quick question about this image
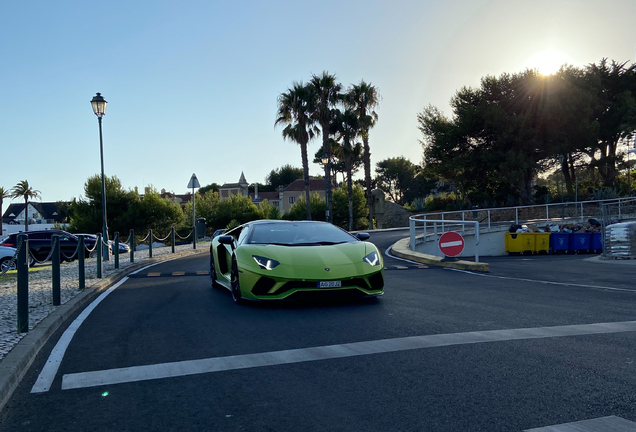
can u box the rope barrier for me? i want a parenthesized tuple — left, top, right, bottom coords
(152, 231, 172, 242)
(175, 231, 193, 240)
(139, 231, 151, 242)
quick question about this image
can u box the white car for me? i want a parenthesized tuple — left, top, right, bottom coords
(0, 245, 18, 272)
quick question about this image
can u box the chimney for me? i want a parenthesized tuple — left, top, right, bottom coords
(255, 183, 259, 200)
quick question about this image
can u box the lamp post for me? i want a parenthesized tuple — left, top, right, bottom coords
(187, 173, 200, 249)
(321, 153, 329, 222)
(558, 154, 565, 219)
(91, 93, 110, 261)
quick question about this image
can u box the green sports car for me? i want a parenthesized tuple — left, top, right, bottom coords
(209, 220, 384, 303)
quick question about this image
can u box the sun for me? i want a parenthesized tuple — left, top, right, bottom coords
(527, 51, 569, 75)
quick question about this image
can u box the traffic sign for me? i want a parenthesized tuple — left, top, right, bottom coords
(438, 231, 465, 257)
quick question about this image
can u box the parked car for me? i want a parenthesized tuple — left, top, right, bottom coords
(80, 234, 130, 254)
(0, 230, 96, 264)
(0, 245, 18, 272)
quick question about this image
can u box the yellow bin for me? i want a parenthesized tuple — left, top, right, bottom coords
(505, 232, 535, 253)
(533, 232, 550, 253)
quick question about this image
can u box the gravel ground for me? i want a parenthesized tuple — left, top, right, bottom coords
(0, 243, 206, 362)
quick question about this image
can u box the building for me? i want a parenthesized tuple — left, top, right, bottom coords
(219, 172, 249, 200)
(278, 178, 326, 214)
(2, 202, 67, 226)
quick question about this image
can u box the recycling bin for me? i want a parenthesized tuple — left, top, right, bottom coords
(505, 232, 535, 254)
(549, 233, 570, 254)
(533, 232, 550, 254)
(569, 232, 591, 253)
(590, 232, 603, 253)
(196, 218, 206, 239)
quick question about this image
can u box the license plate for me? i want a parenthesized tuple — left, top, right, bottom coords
(318, 281, 342, 288)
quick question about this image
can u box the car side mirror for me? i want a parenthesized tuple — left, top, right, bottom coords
(218, 235, 234, 245)
(355, 232, 370, 241)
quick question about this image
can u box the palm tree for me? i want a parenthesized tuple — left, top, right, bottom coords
(275, 82, 317, 220)
(346, 81, 380, 229)
(308, 71, 343, 223)
(11, 180, 41, 232)
(334, 109, 362, 230)
(0, 187, 9, 227)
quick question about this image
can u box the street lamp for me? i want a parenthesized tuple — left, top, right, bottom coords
(558, 154, 565, 219)
(321, 153, 329, 222)
(91, 92, 109, 261)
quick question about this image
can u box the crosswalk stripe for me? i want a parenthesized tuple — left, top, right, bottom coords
(61, 320, 636, 390)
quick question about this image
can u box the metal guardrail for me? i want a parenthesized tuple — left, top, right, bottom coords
(409, 216, 480, 262)
(419, 197, 635, 228)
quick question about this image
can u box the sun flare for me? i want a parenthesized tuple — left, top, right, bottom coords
(528, 51, 569, 75)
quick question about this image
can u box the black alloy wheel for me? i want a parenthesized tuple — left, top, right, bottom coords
(210, 250, 219, 288)
(230, 257, 244, 304)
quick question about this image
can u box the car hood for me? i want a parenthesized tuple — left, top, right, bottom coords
(237, 241, 381, 279)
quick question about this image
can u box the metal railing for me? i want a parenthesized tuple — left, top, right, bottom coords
(419, 197, 636, 229)
(409, 216, 480, 262)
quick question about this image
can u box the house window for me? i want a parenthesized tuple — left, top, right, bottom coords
(288, 196, 296, 205)
(273, 201, 279, 207)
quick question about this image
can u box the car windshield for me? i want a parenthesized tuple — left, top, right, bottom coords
(247, 222, 357, 246)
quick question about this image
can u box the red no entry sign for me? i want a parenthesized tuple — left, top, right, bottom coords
(438, 231, 465, 257)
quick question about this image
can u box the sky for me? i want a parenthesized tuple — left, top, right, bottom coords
(2, 0, 636, 204)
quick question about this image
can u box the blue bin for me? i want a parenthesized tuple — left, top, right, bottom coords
(590, 232, 603, 253)
(569, 232, 591, 253)
(550, 233, 570, 253)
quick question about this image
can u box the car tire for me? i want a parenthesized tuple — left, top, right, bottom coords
(210, 250, 219, 289)
(0, 257, 14, 272)
(230, 257, 244, 304)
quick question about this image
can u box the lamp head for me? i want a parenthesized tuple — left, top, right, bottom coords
(91, 93, 107, 118)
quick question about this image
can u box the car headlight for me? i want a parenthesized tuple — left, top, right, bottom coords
(363, 251, 380, 266)
(253, 255, 280, 270)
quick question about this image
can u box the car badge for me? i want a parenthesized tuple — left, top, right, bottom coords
(324, 268, 330, 272)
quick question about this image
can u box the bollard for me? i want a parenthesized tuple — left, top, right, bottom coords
(114, 232, 119, 269)
(171, 227, 175, 253)
(52, 235, 61, 306)
(193, 226, 196, 250)
(96, 233, 103, 278)
(149, 230, 153, 258)
(78, 235, 85, 290)
(17, 234, 29, 333)
(129, 229, 135, 263)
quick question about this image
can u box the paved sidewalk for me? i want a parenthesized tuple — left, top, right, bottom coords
(0, 243, 209, 412)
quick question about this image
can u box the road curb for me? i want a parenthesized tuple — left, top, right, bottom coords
(0, 247, 208, 413)
(391, 237, 489, 272)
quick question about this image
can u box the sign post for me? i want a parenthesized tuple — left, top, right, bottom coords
(438, 231, 465, 260)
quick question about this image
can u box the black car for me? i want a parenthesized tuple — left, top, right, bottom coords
(0, 230, 99, 264)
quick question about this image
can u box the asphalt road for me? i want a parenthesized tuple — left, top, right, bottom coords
(2, 229, 636, 431)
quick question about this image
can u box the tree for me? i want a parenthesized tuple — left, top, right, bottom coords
(0, 187, 9, 222)
(198, 183, 220, 195)
(346, 81, 380, 229)
(332, 184, 367, 231)
(285, 193, 326, 222)
(375, 157, 419, 205)
(11, 180, 41, 232)
(214, 194, 262, 229)
(308, 71, 343, 223)
(333, 108, 362, 230)
(276, 82, 317, 221)
(265, 165, 304, 190)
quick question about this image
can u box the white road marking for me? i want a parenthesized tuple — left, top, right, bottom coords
(30, 278, 128, 393)
(524, 415, 636, 431)
(62, 320, 636, 390)
(448, 268, 636, 293)
(31, 260, 177, 393)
